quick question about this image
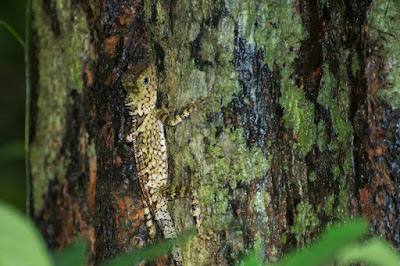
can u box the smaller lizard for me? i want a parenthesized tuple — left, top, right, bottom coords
(122, 62, 203, 265)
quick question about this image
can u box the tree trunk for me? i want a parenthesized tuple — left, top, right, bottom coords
(29, 0, 400, 264)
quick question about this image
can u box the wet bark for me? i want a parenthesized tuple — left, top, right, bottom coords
(29, 0, 400, 265)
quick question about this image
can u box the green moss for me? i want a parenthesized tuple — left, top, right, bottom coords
(316, 61, 353, 221)
(336, 178, 351, 221)
(343, 149, 352, 175)
(170, 113, 270, 262)
(200, 39, 216, 63)
(368, 1, 400, 109)
(30, 1, 91, 213)
(216, 128, 269, 182)
(318, 63, 353, 181)
(257, 2, 306, 68)
(280, 85, 316, 155)
(320, 0, 328, 7)
(351, 53, 360, 78)
(272, 3, 315, 155)
(253, 232, 263, 261)
(290, 202, 319, 243)
(308, 171, 316, 182)
(281, 232, 287, 244)
(324, 194, 335, 216)
(226, 1, 305, 67)
(174, 127, 269, 227)
(318, 66, 353, 146)
(317, 121, 327, 151)
(333, 165, 340, 181)
(214, 64, 241, 106)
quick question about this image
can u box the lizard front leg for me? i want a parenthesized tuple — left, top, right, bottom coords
(157, 101, 202, 127)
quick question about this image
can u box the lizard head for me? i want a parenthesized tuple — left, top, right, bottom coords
(122, 64, 157, 116)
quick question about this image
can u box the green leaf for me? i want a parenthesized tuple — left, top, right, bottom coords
(0, 141, 25, 161)
(281, 219, 368, 266)
(339, 238, 400, 266)
(53, 240, 88, 266)
(240, 250, 265, 266)
(0, 201, 53, 266)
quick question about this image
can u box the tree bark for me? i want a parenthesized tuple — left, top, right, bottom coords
(29, 0, 400, 265)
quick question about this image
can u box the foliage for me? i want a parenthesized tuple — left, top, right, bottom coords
(240, 219, 400, 266)
(53, 240, 88, 266)
(104, 231, 195, 266)
(0, 4, 27, 211)
(1, 201, 399, 266)
(0, 141, 25, 162)
(0, 201, 52, 266)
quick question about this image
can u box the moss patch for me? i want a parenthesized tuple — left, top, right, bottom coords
(316, 61, 353, 222)
(290, 202, 319, 243)
(280, 85, 316, 155)
(290, 203, 319, 242)
(323, 193, 335, 216)
(308, 171, 316, 182)
(368, 1, 400, 109)
(171, 126, 269, 228)
(226, 1, 306, 67)
(318, 63, 353, 181)
(227, 1, 313, 155)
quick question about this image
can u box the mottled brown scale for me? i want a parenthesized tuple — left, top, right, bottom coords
(122, 63, 203, 265)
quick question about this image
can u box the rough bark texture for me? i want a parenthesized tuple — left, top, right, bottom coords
(29, 0, 400, 265)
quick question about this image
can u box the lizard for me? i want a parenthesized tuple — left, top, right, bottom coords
(122, 62, 202, 265)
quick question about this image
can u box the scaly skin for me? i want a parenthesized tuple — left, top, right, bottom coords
(122, 63, 201, 265)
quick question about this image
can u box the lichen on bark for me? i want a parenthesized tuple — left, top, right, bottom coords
(30, 0, 91, 213)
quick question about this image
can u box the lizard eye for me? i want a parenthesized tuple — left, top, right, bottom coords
(142, 77, 150, 85)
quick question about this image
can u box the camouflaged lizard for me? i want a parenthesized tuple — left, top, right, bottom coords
(122, 63, 202, 265)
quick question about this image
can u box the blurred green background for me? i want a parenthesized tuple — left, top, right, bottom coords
(0, 0, 26, 211)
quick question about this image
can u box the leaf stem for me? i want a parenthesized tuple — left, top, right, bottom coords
(0, 20, 25, 48)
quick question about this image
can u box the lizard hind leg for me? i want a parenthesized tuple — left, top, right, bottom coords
(144, 199, 184, 264)
(159, 186, 212, 240)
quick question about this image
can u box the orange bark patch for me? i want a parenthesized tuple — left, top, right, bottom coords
(73, 202, 96, 253)
(105, 35, 117, 58)
(115, 156, 123, 167)
(89, 154, 97, 212)
(375, 146, 383, 156)
(114, 197, 146, 252)
(84, 68, 93, 87)
(120, 8, 135, 26)
(312, 67, 321, 77)
(359, 188, 372, 219)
